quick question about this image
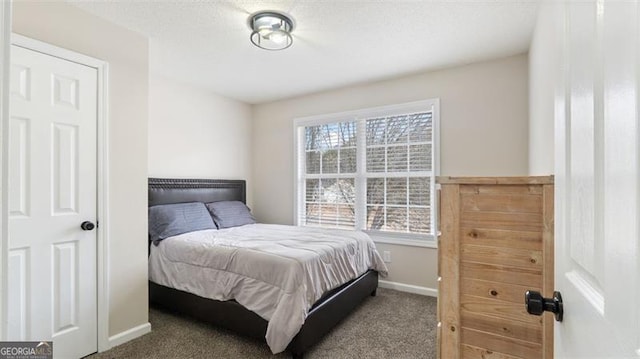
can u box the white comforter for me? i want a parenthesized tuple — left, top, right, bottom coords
(148, 223, 388, 353)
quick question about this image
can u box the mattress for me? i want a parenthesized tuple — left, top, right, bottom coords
(148, 223, 388, 353)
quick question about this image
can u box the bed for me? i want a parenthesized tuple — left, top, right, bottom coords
(147, 177, 387, 358)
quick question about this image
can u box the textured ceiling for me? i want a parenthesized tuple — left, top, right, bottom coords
(68, 0, 539, 104)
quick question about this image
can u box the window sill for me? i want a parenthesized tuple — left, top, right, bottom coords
(368, 233, 438, 249)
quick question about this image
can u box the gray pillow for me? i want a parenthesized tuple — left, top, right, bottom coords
(205, 201, 256, 229)
(149, 202, 216, 243)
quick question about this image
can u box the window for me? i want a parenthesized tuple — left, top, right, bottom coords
(295, 100, 439, 246)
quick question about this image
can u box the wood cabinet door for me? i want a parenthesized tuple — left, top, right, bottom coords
(438, 177, 553, 359)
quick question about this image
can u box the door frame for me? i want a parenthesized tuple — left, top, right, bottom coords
(0, 0, 10, 343)
(1, 33, 111, 353)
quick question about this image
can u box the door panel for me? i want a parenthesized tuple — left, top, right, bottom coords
(7, 248, 29, 340)
(564, 0, 605, 316)
(8, 116, 29, 217)
(52, 122, 79, 214)
(554, 0, 640, 357)
(8, 45, 98, 359)
(601, 1, 640, 352)
(567, 1, 599, 281)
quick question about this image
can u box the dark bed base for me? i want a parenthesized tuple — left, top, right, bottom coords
(149, 270, 379, 358)
(148, 178, 380, 358)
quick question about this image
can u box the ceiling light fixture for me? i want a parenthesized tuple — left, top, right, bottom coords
(248, 11, 294, 51)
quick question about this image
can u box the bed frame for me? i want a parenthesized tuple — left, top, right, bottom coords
(148, 178, 379, 358)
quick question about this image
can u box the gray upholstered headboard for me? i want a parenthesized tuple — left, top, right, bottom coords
(148, 178, 246, 207)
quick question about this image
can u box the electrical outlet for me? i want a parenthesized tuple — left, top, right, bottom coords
(383, 251, 391, 263)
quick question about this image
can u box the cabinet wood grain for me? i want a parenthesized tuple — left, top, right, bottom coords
(437, 176, 554, 359)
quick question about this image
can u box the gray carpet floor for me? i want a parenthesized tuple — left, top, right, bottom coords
(89, 288, 437, 359)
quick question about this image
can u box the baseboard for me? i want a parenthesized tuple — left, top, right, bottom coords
(379, 280, 438, 297)
(107, 322, 151, 349)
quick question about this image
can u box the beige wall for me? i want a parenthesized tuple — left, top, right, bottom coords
(148, 74, 253, 205)
(252, 54, 529, 289)
(528, 4, 557, 175)
(13, 1, 149, 337)
(6, 0, 531, 345)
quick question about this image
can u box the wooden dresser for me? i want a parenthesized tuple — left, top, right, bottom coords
(436, 176, 554, 359)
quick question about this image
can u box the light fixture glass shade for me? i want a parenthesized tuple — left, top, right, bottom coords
(249, 11, 294, 50)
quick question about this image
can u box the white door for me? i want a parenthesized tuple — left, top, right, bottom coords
(554, 0, 640, 357)
(7, 45, 98, 358)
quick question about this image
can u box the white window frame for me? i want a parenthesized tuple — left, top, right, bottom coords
(293, 99, 440, 248)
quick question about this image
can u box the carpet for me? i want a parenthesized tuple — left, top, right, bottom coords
(88, 288, 437, 359)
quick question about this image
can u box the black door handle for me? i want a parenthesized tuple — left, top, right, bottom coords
(80, 221, 96, 231)
(525, 290, 563, 322)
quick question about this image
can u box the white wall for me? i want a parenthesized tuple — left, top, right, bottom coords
(12, 0, 149, 338)
(252, 54, 530, 290)
(528, 4, 557, 175)
(148, 74, 253, 205)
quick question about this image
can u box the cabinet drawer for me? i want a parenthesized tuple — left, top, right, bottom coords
(460, 228, 542, 251)
(461, 261, 543, 288)
(461, 327, 542, 359)
(461, 244, 542, 269)
(461, 192, 542, 214)
(461, 211, 543, 232)
(461, 311, 542, 343)
(461, 278, 540, 304)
